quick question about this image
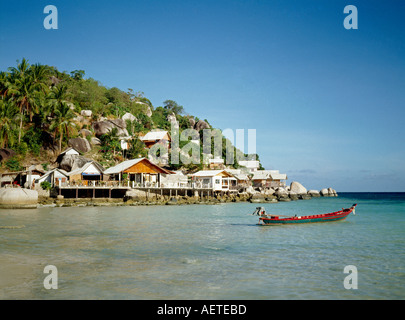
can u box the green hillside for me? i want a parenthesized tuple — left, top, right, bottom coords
(0, 58, 262, 172)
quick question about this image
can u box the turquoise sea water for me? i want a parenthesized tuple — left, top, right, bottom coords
(0, 193, 404, 299)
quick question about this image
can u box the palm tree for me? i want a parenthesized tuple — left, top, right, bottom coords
(49, 101, 75, 153)
(101, 127, 121, 157)
(0, 71, 11, 97)
(8, 58, 30, 79)
(0, 99, 18, 148)
(30, 63, 50, 93)
(8, 76, 40, 142)
(48, 84, 69, 112)
(6, 58, 44, 143)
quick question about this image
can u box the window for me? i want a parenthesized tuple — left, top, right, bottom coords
(215, 179, 220, 184)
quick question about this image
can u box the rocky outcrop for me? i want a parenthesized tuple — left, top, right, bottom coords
(288, 190, 299, 200)
(68, 137, 91, 153)
(124, 189, 148, 201)
(275, 187, 289, 199)
(328, 188, 338, 197)
(81, 110, 92, 117)
(59, 154, 90, 172)
(194, 119, 210, 131)
(290, 181, 307, 195)
(0, 188, 38, 209)
(308, 190, 321, 197)
(92, 119, 129, 138)
(79, 129, 92, 138)
(90, 137, 101, 145)
(122, 112, 137, 122)
(249, 193, 268, 203)
(145, 106, 152, 117)
(0, 148, 16, 162)
(189, 117, 196, 129)
(167, 113, 179, 128)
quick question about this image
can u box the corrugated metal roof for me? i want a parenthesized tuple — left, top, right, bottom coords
(252, 170, 287, 181)
(140, 131, 169, 141)
(104, 158, 145, 174)
(238, 160, 260, 168)
(67, 161, 104, 176)
(103, 158, 172, 175)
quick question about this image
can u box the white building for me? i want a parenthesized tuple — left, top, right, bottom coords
(36, 168, 69, 187)
(189, 170, 237, 192)
(59, 147, 80, 157)
(238, 160, 260, 172)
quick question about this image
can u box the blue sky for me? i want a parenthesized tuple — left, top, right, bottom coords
(1, 0, 404, 191)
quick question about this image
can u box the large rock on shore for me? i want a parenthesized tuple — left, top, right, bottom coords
(124, 189, 148, 201)
(0, 188, 38, 209)
(328, 188, 338, 197)
(308, 190, 321, 197)
(288, 191, 299, 200)
(290, 181, 307, 195)
(275, 187, 289, 199)
(320, 188, 328, 196)
(249, 193, 267, 203)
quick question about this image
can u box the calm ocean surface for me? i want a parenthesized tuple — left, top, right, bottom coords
(1, 193, 404, 300)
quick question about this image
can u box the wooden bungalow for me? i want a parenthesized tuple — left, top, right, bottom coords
(104, 158, 173, 187)
(68, 161, 105, 184)
(225, 169, 251, 187)
(251, 170, 287, 188)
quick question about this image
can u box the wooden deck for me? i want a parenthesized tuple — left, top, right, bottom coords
(55, 183, 234, 199)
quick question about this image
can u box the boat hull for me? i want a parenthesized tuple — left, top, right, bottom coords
(258, 205, 356, 225)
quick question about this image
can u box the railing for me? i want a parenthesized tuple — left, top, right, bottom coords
(58, 180, 214, 189)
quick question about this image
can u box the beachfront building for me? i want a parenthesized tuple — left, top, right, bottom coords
(225, 169, 251, 188)
(68, 161, 105, 185)
(104, 157, 173, 187)
(1, 166, 46, 188)
(238, 160, 260, 173)
(0, 172, 19, 188)
(251, 170, 287, 188)
(189, 170, 237, 192)
(36, 168, 69, 187)
(160, 170, 188, 188)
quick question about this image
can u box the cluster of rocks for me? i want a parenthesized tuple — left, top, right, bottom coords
(245, 181, 338, 203)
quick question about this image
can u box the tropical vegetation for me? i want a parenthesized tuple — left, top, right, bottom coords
(0, 58, 261, 172)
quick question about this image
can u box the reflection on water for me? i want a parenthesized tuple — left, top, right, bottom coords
(1, 195, 405, 299)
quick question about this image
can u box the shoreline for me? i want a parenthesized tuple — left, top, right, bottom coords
(32, 192, 337, 208)
(0, 185, 339, 209)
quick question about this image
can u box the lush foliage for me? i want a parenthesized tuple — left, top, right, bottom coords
(0, 58, 262, 172)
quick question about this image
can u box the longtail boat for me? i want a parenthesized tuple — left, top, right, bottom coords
(253, 204, 357, 225)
